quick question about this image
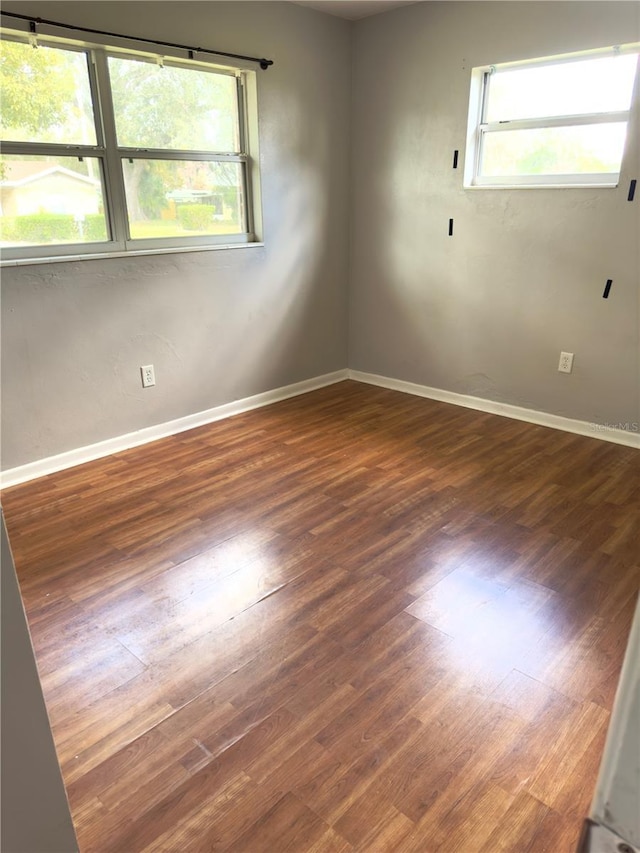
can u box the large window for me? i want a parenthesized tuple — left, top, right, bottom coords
(464, 45, 639, 188)
(0, 26, 261, 261)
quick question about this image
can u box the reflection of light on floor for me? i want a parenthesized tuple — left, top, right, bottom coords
(162, 529, 280, 607)
(409, 568, 556, 687)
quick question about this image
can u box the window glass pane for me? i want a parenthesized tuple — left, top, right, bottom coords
(486, 54, 639, 122)
(109, 57, 239, 152)
(0, 40, 97, 144)
(480, 123, 628, 177)
(0, 155, 108, 245)
(122, 159, 245, 239)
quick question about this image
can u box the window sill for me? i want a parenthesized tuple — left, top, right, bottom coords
(464, 182, 619, 190)
(0, 241, 265, 267)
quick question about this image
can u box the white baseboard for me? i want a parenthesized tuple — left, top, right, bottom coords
(348, 370, 640, 450)
(1, 369, 349, 488)
(3, 367, 637, 488)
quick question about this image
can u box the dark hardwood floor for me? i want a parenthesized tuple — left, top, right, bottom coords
(2, 380, 638, 852)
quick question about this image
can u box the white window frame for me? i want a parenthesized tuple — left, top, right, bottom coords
(464, 44, 640, 190)
(0, 17, 263, 264)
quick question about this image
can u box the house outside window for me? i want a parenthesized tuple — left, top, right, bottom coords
(0, 23, 262, 261)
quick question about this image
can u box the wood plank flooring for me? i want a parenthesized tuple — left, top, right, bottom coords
(2, 380, 639, 852)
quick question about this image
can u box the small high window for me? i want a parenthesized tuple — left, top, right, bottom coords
(464, 46, 639, 188)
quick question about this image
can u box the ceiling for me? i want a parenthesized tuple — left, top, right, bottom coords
(291, 1, 419, 21)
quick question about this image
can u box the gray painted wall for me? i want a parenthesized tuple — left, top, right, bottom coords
(1, 513, 79, 853)
(1, 1, 351, 470)
(349, 1, 640, 428)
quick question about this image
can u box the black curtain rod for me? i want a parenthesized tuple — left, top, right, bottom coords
(1, 10, 274, 69)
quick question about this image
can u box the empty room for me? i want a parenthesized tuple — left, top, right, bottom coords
(1, 1, 639, 851)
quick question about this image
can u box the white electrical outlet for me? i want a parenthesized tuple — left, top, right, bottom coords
(558, 352, 574, 374)
(141, 364, 156, 388)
